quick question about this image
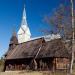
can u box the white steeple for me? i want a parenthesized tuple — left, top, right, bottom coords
(21, 5, 27, 26)
(17, 5, 31, 43)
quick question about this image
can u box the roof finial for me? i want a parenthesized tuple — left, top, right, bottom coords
(12, 25, 16, 37)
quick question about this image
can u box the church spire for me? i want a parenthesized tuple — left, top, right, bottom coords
(21, 5, 27, 26)
(10, 27, 18, 45)
(9, 28, 18, 50)
(17, 4, 31, 43)
(23, 5, 26, 19)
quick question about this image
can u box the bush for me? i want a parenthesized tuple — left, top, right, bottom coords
(0, 59, 4, 72)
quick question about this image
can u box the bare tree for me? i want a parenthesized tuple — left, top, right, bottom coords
(44, 4, 74, 40)
(43, 2, 75, 75)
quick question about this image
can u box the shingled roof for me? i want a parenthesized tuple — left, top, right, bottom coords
(5, 38, 70, 60)
(5, 38, 44, 59)
(38, 39, 70, 58)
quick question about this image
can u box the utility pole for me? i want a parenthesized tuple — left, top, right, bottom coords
(70, 0, 75, 74)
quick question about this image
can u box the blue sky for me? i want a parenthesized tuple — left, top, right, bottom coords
(0, 0, 71, 58)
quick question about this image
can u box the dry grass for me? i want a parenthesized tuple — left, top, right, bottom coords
(0, 71, 70, 75)
(0, 71, 45, 75)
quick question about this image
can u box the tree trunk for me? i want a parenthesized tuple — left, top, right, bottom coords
(70, 0, 75, 75)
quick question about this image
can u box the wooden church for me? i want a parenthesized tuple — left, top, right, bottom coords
(4, 5, 71, 71)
